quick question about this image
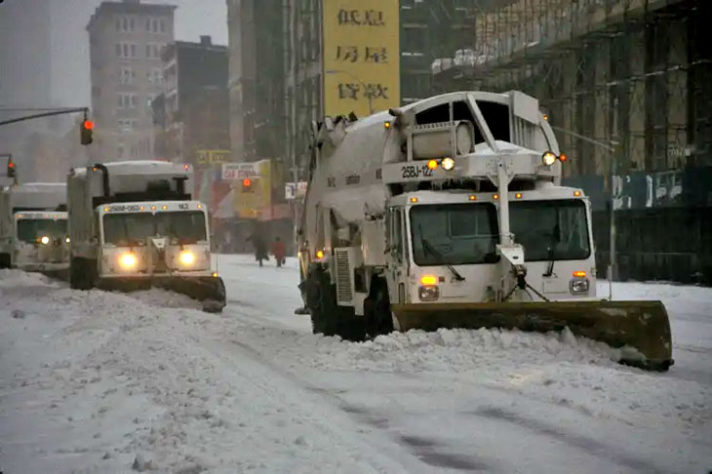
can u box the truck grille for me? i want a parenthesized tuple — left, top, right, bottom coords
(334, 249, 352, 303)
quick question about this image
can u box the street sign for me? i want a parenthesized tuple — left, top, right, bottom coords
(285, 181, 308, 200)
(222, 162, 259, 180)
(197, 149, 231, 165)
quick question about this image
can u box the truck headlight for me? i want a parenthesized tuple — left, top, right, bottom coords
(418, 285, 439, 301)
(119, 252, 137, 270)
(441, 157, 455, 171)
(569, 278, 590, 294)
(179, 250, 196, 266)
(542, 151, 557, 166)
(39, 235, 50, 245)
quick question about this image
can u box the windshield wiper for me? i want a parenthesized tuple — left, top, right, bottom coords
(543, 206, 561, 277)
(419, 226, 465, 281)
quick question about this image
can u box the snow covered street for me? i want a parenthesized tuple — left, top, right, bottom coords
(1, 255, 711, 473)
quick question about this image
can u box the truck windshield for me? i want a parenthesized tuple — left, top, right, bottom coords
(103, 211, 207, 246)
(510, 199, 590, 261)
(410, 203, 499, 266)
(16, 219, 67, 243)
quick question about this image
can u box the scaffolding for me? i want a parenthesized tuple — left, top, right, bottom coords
(465, 0, 711, 178)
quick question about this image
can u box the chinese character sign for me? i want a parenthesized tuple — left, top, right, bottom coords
(323, 0, 400, 118)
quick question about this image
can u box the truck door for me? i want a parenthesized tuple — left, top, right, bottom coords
(386, 207, 407, 304)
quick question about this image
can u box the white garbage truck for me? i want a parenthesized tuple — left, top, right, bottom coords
(298, 90, 672, 370)
(0, 182, 69, 275)
(67, 160, 226, 312)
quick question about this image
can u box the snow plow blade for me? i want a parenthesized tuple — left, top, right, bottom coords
(155, 276, 226, 313)
(392, 300, 673, 371)
(98, 276, 226, 313)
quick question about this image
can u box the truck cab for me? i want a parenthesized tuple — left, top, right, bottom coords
(0, 183, 69, 274)
(97, 200, 211, 278)
(385, 185, 595, 315)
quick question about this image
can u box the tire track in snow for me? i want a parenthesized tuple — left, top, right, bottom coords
(223, 334, 493, 472)
(473, 406, 670, 474)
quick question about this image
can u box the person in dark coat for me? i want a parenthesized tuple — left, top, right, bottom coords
(247, 232, 268, 267)
(271, 236, 286, 267)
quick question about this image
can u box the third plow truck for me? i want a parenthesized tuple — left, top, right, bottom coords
(298, 90, 672, 370)
(67, 160, 226, 312)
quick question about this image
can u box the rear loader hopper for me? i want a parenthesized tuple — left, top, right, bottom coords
(298, 90, 673, 371)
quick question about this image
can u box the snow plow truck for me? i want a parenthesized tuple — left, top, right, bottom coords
(67, 161, 226, 312)
(0, 182, 69, 276)
(297, 90, 673, 371)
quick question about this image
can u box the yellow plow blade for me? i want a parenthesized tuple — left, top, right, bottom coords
(392, 300, 673, 371)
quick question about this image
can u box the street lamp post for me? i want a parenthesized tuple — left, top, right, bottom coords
(550, 125, 619, 300)
(325, 69, 374, 115)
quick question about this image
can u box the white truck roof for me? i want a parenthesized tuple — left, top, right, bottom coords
(10, 182, 67, 210)
(72, 160, 190, 177)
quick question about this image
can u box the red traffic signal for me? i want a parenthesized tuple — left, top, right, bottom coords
(80, 119, 93, 145)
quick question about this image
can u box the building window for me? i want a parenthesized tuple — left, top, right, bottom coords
(160, 19, 166, 33)
(145, 43, 163, 59)
(116, 42, 137, 58)
(118, 93, 137, 109)
(119, 67, 135, 84)
(148, 68, 163, 84)
(116, 16, 135, 32)
(118, 119, 138, 132)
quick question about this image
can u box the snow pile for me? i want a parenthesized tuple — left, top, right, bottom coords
(0, 271, 410, 474)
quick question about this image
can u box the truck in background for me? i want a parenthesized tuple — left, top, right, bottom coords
(67, 160, 226, 312)
(0, 181, 69, 276)
(298, 90, 672, 370)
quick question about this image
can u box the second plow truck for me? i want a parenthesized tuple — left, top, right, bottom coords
(298, 90, 672, 370)
(67, 160, 226, 312)
(0, 182, 69, 276)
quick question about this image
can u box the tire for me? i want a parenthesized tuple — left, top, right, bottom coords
(0, 253, 11, 269)
(307, 267, 365, 341)
(364, 278, 394, 338)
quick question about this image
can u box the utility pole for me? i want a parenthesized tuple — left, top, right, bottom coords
(550, 125, 619, 300)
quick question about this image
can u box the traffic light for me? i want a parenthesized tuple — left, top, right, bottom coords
(80, 119, 94, 145)
(7, 159, 15, 180)
(241, 177, 253, 192)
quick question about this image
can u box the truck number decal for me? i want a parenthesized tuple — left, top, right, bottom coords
(109, 204, 142, 212)
(178, 203, 189, 210)
(401, 164, 434, 179)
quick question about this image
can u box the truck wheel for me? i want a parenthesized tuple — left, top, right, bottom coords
(307, 267, 365, 341)
(364, 278, 394, 337)
(0, 253, 10, 269)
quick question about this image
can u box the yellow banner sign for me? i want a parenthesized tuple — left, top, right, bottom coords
(322, 1, 400, 118)
(196, 149, 231, 165)
(233, 159, 271, 219)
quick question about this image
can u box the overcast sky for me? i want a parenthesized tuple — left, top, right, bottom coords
(1, 0, 228, 108)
